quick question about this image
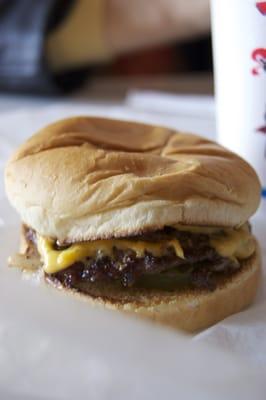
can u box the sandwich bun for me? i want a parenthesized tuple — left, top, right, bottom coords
(5, 117, 261, 243)
(6, 117, 262, 332)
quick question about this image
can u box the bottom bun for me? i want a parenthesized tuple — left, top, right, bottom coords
(46, 244, 261, 332)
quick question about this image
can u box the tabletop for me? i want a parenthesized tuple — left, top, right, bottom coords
(0, 74, 265, 400)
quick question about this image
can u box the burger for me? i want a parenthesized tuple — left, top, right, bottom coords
(5, 117, 261, 332)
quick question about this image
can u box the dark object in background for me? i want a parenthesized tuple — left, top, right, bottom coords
(180, 36, 213, 72)
(0, 0, 89, 94)
(102, 36, 212, 77)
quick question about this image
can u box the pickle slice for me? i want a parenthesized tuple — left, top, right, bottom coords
(135, 270, 191, 291)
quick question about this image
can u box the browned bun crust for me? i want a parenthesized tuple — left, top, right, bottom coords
(46, 244, 261, 332)
(5, 117, 261, 242)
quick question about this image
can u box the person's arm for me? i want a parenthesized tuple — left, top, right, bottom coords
(47, 0, 210, 72)
(106, 0, 210, 55)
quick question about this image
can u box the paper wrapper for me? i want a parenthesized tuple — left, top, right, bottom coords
(0, 101, 265, 399)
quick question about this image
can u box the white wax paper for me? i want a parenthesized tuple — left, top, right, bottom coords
(0, 98, 265, 399)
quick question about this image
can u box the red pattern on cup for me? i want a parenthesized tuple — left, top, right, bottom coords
(251, 48, 266, 75)
(256, 1, 266, 15)
(256, 106, 266, 160)
(257, 109, 266, 135)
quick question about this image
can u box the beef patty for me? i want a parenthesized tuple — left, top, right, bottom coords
(25, 226, 242, 292)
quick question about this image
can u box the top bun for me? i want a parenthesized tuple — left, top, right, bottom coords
(5, 117, 261, 242)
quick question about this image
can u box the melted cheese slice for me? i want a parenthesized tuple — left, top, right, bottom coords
(37, 236, 184, 274)
(210, 225, 255, 261)
(175, 223, 255, 261)
(37, 223, 255, 275)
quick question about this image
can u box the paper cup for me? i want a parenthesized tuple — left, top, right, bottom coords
(211, 0, 266, 196)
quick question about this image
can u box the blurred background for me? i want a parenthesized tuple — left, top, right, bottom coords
(0, 0, 212, 98)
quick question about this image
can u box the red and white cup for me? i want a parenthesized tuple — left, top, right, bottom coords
(211, 0, 266, 197)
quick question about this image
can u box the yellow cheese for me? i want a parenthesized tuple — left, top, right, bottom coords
(210, 226, 255, 260)
(37, 223, 255, 275)
(37, 236, 184, 274)
(175, 223, 255, 261)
